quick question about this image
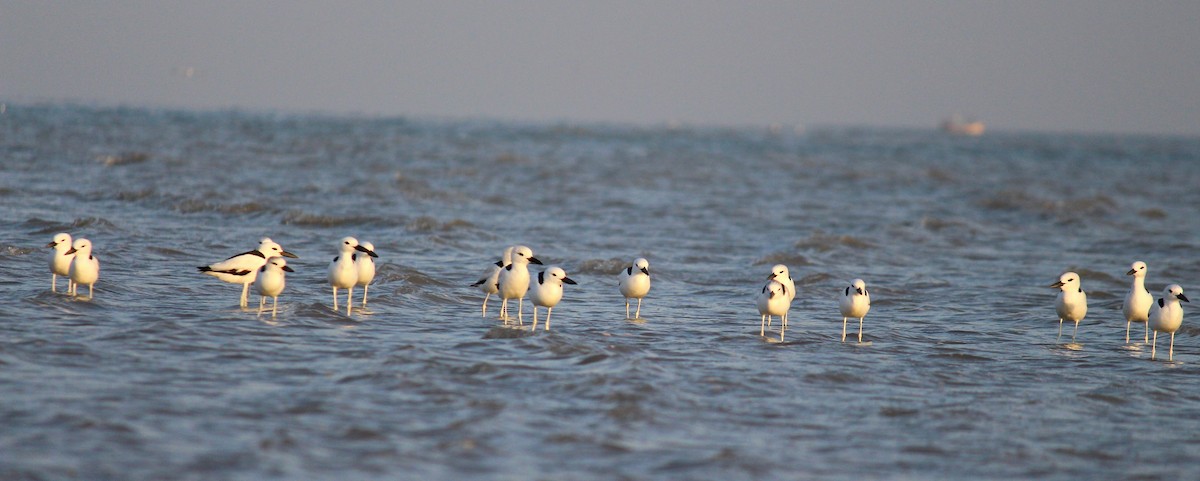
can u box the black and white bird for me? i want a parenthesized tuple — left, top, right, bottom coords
(328, 236, 375, 315)
(1051, 272, 1088, 343)
(471, 246, 514, 318)
(758, 280, 789, 338)
(1148, 284, 1189, 361)
(618, 257, 651, 320)
(529, 266, 576, 331)
(839, 278, 871, 343)
(497, 245, 541, 324)
(355, 241, 378, 307)
(255, 256, 294, 318)
(46, 232, 75, 293)
(1122, 261, 1153, 344)
(66, 238, 99, 299)
(767, 264, 795, 327)
(198, 237, 298, 307)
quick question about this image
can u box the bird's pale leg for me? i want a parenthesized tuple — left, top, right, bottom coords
(240, 283, 250, 307)
(1071, 321, 1079, 343)
(346, 287, 354, 316)
(1125, 321, 1131, 344)
(782, 312, 788, 329)
(1056, 319, 1063, 342)
(361, 285, 369, 307)
(271, 297, 278, 318)
(51, 274, 57, 293)
(760, 315, 765, 336)
(531, 307, 539, 331)
(545, 308, 552, 331)
(858, 317, 864, 343)
(87, 284, 93, 299)
(1144, 323, 1150, 345)
(635, 298, 642, 319)
(258, 296, 266, 315)
(1152, 331, 1158, 359)
(481, 294, 490, 318)
(842, 317, 848, 342)
(1169, 332, 1175, 361)
(517, 298, 524, 325)
(332, 287, 339, 311)
(625, 299, 631, 320)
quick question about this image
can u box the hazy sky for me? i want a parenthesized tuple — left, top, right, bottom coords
(3, 1, 1198, 135)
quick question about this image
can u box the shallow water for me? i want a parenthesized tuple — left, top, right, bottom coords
(2, 104, 1200, 480)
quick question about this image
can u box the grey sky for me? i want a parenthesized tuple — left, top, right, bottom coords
(3, 1, 1198, 135)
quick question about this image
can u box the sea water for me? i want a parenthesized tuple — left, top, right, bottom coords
(2, 105, 1200, 480)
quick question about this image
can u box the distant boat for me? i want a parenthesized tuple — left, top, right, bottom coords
(940, 115, 985, 136)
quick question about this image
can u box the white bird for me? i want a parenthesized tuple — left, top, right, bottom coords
(840, 278, 871, 343)
(497, 245, 541, 324)
(767, 264, 795, 327)
(354, 241, 379, 307)
(758, 280, 789, 337)
(65, 238, 99, 299)
(329, 236, 373, 315)
(618, 258, 651, 319)
(46, 232, 74, 293)
(529, 266, 576, 331)
(198, 237, 298, 307)
(1122, 261, 1153, 344)
(255, 256, 294, 318)
(1051, 272, 1088, 343)
(471, 246, 514, 318)
(1148, 284, 1189, 361)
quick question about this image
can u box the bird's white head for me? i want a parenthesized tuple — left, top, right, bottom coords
(763, 280, 785, 298)
(634, 258, 650, 275)
(66, 238, 92, 256)
(259, 238, 299, 259)
(1127, 261, 1147, 278)
(512, 245, 542, 265)
(266, 256, 294, 272)
(1051, 272, 1081, 292)
(338, 237, 360, 252)
(356, 241, 378, 257)
(769, 264, 790, 281)
(1163, 284, 1189, 304)
(850, 278, 868, 296)
(49, 233, 72, 251)
(542, 266, 577, 285)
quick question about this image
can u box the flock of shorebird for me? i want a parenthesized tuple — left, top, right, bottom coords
(1052, 263, 1190, 360)
(42, 234, 1188, 360)
(47, 234, 378, 318)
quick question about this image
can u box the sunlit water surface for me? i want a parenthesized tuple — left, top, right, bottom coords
(2, 105, 1200, 480)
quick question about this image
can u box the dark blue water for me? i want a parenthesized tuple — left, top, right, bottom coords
(2, 104, 1200, 480)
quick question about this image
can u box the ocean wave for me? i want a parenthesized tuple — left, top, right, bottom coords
(574, 258, 629, 275)
(280, 211, 388, 227)
(793, 232, 876, 252)
(25, 217, 120, 235)
(979, 189, 1117, 218)
(754, 252, 813, 267)
(175, 199, 274, 215)
(112, 189, 157, 202)
(405, 216, 475, 233)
